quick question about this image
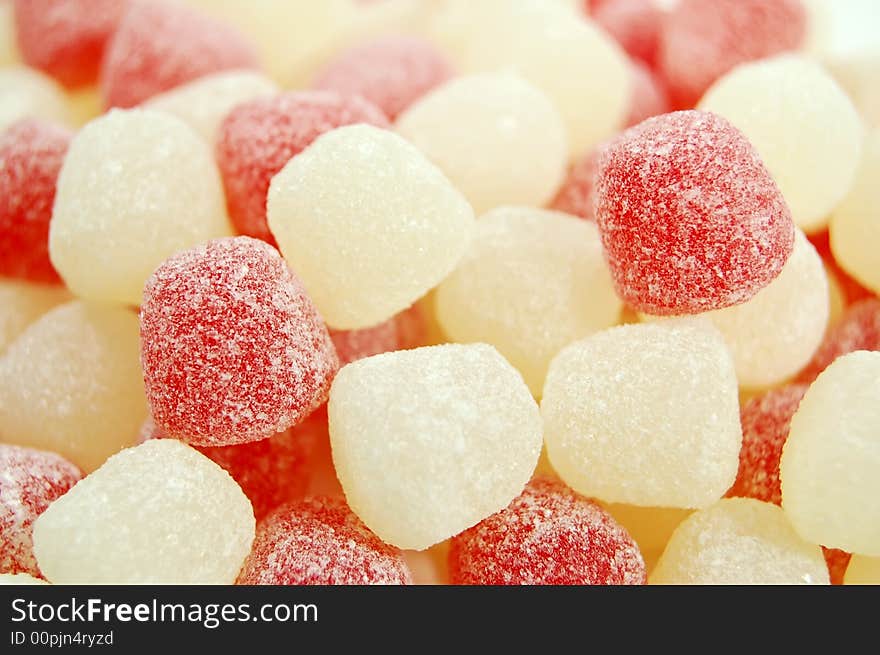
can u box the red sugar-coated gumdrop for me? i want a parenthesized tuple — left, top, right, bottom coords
(329, 303, 427, 366)
(594, 110, 795, 315)
(312, 35, 453, 121)
(0, 444, 82, 577)
(448, 477, 646, 585)
(236, 496, 413, 585)
(139, 417, 317, 521)
(593, 0, 661, 69)
(140, 236, 339, 447)
(796, 298, 880, 384)
(549, 146, 602, 221)
(823, 548, 852, 586)
(625, 60, 670, 128)
(216, 91, 389, 244)
(726, 384, 808, 506)
(660, 0, 807, 108)
(0, 119, 72, 284)
(100, 0, 259, 108)
(13, 0, 127, 89)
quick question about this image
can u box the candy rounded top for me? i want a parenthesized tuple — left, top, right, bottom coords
(0, 119, 71, 284)
(594, 110, 795, 315)
(237, 497, 412, 585)
(216, 90, 389, 244)
(140, 236, 338, 447)
(449, 477, 646, 585)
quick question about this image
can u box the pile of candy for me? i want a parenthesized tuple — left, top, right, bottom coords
(0, 0, 878, 586)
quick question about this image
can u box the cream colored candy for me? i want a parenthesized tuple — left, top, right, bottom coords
(49, 109, 232, 306)
(780, 351, 880, 555)
(268, 124, 474, 330)
(651, 498, 829, 585)
(0, 301, 146, 472)
(145, 70, 279, 143)
(830, 129, 880, 294)
(0, 2, 19, 67)
(435, 207, 620, 396)
(429, 0, 630, 157)
(542, 320, 741, 508)
(0, 278, 70, 353)
(642, 230, 829, 389)
(396, 72, 567, 214)
(329, 343, 542, 550)
(32, 440, 255, 585)
(0, 573, 48, 585)
(0, 66, 71, 132)
(844, 555, 880, 584)
(699, 55, 863, 233)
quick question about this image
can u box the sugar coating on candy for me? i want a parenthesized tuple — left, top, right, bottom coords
(625, 60, 669, 128)
(0, 572, 47, 585)
(312, 35, 452, 120)
(651, 498, 829, 585)
(449, 477, 645, 585)
(845, 555, 880, 585)
(549, 146, 602, 221)
(592, 0, 661, 69)
(595, 110, 795, 315)
(644, 230, 828, 388)
(141, 236, 337, 447)
(217, 91, 389, 244)
(700, 55, 863, 233)
(830, 129, 880, 294)
(0, 119, 71, 284)
(726, 384, 808, 507)
(100, 0, 259, 109)
(0, 278, 70, 353)
(144, 71, 278, 144)
(397, 72, 567, 215)
(542, 320, 741, 508)
(49, 108, 232, 305)
(431, 0, 631, 157)
(329, 344, 542, 550)
(781, 351, 880, 555)
(0, 66, 71, 132)
(797, 299, 880, 385)
(0, 301, 145, 472)
(237, 497, 412, 585)
(0, 444, 81, 577)
(13, 0, 126, 89)
(435, 207, 621, 396)
(659, 0, 807, 108)
(32, 439, 255, 584)
(268, 124, 474, 330)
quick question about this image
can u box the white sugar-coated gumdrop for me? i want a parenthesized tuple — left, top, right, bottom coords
(699, 55, 863, 233)
(830, 129, 880, 294)
(186, 0, 355, 86)
(845, 555, 880, 584)
(268, 124, 474, 330)
(396, 72, 567, 214)
(780, 351, 880, 555)
(542, 320, 741, 508)
(0, 66, 70, 132)
(49, 109, 232, 306)
(430, 0, 630, 157)
(329, 343, 542, 550)
(650, 498, 829, 585)
(435, 207, 620, 396)
(0, 278, 70, 353)
(0, 2, 18, 67)
(0, 301, 145, 472)
(641, 230, 829, 389)
(144, 70, 279, 143)
(0, 573, 47, 585)
(33, 439, 255, 584)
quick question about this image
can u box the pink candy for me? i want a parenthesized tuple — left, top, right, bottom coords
(1, 444, 82, 577)
(237, 497, 412, 585)
(312, 35, 453, 121)
(140, 236, 338, 447)
(100, 0, 259, 108)
(593, 0, 662, 69)
(625, 60, 670, 128)
(0, 119, 71, 284)
(329, 304, 426, 366)
(216, 91, 389, 244)
(550, 146, 602, 221)
(595, 110, 795, 315)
